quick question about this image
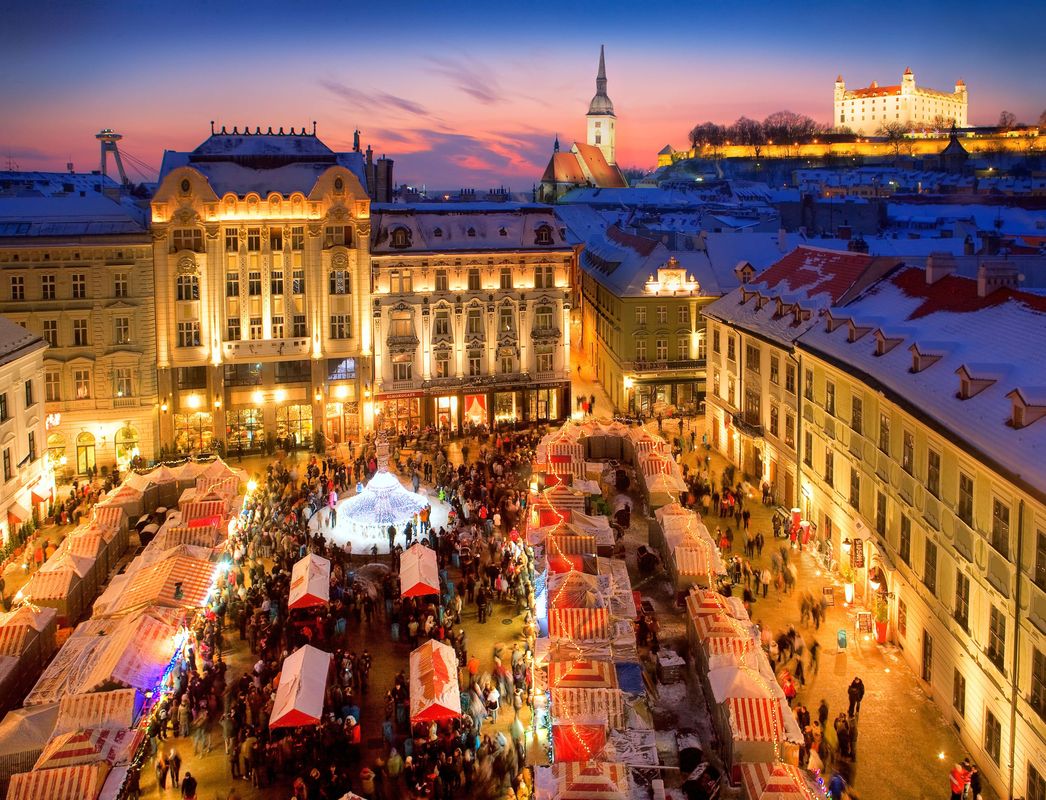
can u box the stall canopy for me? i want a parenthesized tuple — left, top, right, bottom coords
(103, 555, 217, 617)
(269, 645, 332, 729)
(741, 762, 817, 800)
(400, 544, 439, 598)
(535, 761, 628, 800)
(289, 554, 331, 610)
(551, 723, 607, 762)
(34, 727, 142, 771)
(6, 762, 110, 800)
(409, 640, 461, 723)
(548, 660, 618, 690)
(55, 690, 141, 736)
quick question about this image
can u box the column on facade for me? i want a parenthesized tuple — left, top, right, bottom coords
(372, 309, 384, 393)
(421, 299, 432, 380)
(453, 303, 464, 378)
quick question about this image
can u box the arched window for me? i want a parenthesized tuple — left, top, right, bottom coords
(390, 227, 412, 248)
(176, 274, 199, 301)
(47, 433, 65, 463)
(76, 431, 96, 475)
(115, 426, 139, 465)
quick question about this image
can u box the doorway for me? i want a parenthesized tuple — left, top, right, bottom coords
(76, 431, 96, 474)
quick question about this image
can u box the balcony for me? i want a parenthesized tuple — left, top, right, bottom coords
(530, 326, 562, 342)
(386, 335, 419, 353)
(112, 397, 138, 409)
(731, 412, 764, 438)
(824, 416, 836, 439)
(628, 358, 706, 373)
(222, 337, 310, 360)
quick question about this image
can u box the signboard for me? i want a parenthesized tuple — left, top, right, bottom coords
(851, 539, 865, 568)
(822, 586, 835, 607)
(855, 611, 873, 634)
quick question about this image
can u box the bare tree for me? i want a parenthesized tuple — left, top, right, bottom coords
(998, 110, 1017, 130)
(762, 111, 824, 147)
(688, 122, 728, 158)
(877, 121, 912, 159)
(1039, 109, 1046, 129)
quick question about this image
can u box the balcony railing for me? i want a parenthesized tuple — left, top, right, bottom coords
(113, 397, 138, 408)
(530, 326, 562, 341)
(223, 337, 310, 359)
(731, 412, 764, 438)
(627, 358, 706, 372)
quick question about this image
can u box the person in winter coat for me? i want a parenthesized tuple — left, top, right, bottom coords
(950, 759, 972, 800)
(180, 771, 197, 800)
(847, 676, 866, 716)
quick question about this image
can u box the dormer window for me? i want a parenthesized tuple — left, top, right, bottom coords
(825, 312, 848, 333)
(847, 321, 872, 343)
(1005, 388, 1046, 429)
(390, 227, 412, 249)
(875, 330, 903, 357)
(755, 294, 768, 311)
(773, 299, 786, 320)
(535, 224, 553, 245)
(433, 227, 443, 238)
(955, 366, 998, 400)
(467, 227, 476, 238)
(909, 344, 943, 373)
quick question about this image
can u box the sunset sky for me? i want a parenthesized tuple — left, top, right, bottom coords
(2, 0, 1043, 189)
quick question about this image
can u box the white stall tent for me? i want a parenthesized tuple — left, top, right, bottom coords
(289, 554, 331, 610)
(269, 645, 332, 729)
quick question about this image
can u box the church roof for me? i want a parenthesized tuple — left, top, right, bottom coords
(542, 152, 588, 185)
(941, 136, 969, 156)
(574, 144, 628, 188)
(658, 145, 675, 156)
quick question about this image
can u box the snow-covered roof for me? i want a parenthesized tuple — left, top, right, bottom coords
(888, 203, 1045, 237)
(0, 195, 146, 238)
(370, 204, 571, 254)
(0, 314, 46, 367)
(0, 171, 122, 197)
(799, 266, 1046, 497)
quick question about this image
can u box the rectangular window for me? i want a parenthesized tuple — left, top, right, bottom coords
(984, 708, 1001, 765)
(113, 273, 128, 298)
(825, 381, 836, 415)
(785, 413, 795, 448)
(0, 394, 7, 421)
(392, 354, 412, 381)
(746, 343, 760, 372)
(247, 228, 261, 251)
(879, 413, 890, 454)
(924, 540, 938, 595)
(466, 309, 483, 336)
(958, 472, 974, 527)
(769, 354, 779, 385)
(27, 431, 35, 461)
(330, 270, 352, 295)
(2, 450, 9, 482)
(900, 515, 912, 565)
(1029, 764, 1045, 800)
(1032, 649, 1046, 721)
(291, 226, 304, 251)
(922, 630, 933, 681)
(987, 605, 1006, 670)
(678, 306, 689, 325)
(225, 229, 239, 252)
(851, 395, 863, 434)
(435, 351, 450, 378)
(72, 318, 88, 347)
(433, 311, 451, 337)
(226, 272, 239, 298)
(329, 314, 352, 340)
(326, 358, 357, 381)
(500, 267, 513, 290)
(270, 271, 284, 296)
(500, 354, 514, 374)
(223, 363, 261, 387)
(177, 321, 200, 348)
(113, 367, 132, 398)
(172, 229, 202, 252)
(73, 368, 91, 399)
(247, 272, 262, 296)
(293, 315, 307, 338)
(849, 466, 860, 509)
(952, 668, 966, 718)
(785, 363, 796, 394)
(45, 372, 60, 402)
(804, 368, 813, 400)
(824, 449, 834, 487)
(726, 334, 735, 361)
(876, 491, 887, 534)
(176, 274, 198, 301)
(324, 226, 347, 247)
(270, 227, 283, 252)
(271, 315, 284, 339)
(991, 498, 1010, 557)
(1037, 530, 1046, 591)
(225, 316, 241, 342)
(468, 350, 483, 376)
(927, 449, 941, 498)
(42, 319, 58, 347)
(468, 268, 481, 291)
(677, 337, 688, 360)
(636, 340, 647, 362)
(114, 316, 130, 345)
(803, 431, 813, 466)
(898, 598, 907, 639)
(902, 431, 914, 474)
(72, 273, 86, 299)
(712, 328, 720, 353)
(769, 404, 779, 437)
(954, 570, 970, 630)
(248, 317, 262, 340)
(435, 270, 448, 292)
(500, 307, 515, 333)
(176, 366, 208, 389)
(656, 338, 668, 361)
(41, 274, 55, 300)
(292, 270, 305, 294)
(535, 345, 554, 373)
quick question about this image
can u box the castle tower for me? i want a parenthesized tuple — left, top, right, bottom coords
(901, 66, 915, 95)
(834, 75, 845, 103)
(586, 45, 616, 165)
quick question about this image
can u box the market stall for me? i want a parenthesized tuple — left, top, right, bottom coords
(20, 568, 83, 627)
(33, 727, 142, 771)
(399, 544, 439, 598)
(288, 554, 331, 610)
(740, 761, 819, 800)
(409, 640, 461, 723)
(535, 760, 629, 800)
(98, 553, 217, 617)
(0, 704, 59, 796)
(269, 645, 332, 729)
(6, 762, 110, 800)
(54, 690, 141, 736)
(547, 607, 610, 640)
(0, 606, 57, 715)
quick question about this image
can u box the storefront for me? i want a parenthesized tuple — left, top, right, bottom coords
(174, 411, 213, 453)
(277, 404, 313, 448)
(433, 395, 458, 433)
(635, 377, 705, 415)
(324, 401, 359, 445)
(227, 408, 264, 453)
(374, 393, 422, 435)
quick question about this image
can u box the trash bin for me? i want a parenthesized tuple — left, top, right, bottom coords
(837, 628, 847, 649)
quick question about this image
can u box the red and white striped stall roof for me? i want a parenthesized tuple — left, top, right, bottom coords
(548, 659, 618, 690)
(704, 635, 758, 657)
(34, 727, 144, 770)
(6, 762, 110, 800)
(546, 533, 597, 556)
(179, 500, 228, 524)
(90, 505, 126, 533)
(56, 689, 140, 735)
(741, 761, 818, 800)
(548, 607, 609, 640)
(728, 696, 789, 742)
(109, 555, 216, 616)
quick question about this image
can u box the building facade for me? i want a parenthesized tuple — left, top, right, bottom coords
(706, 252, 1046, 800)
(0, 316, 51, 542)
(0, 193, 157, 476)
(369, 204, 573, 433)
(835, 68, 968, 135)
(151, 128, 377, 454)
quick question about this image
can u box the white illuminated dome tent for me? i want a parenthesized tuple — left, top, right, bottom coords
(315, 436, 433, 554)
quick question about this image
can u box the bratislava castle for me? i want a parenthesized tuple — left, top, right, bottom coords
(835, 68, 968, 134)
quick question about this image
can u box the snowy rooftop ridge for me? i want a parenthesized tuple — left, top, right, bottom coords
(0, 315, 46, 367)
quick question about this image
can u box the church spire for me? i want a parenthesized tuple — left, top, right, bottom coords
(587, 44, 614, 117)
(596, 44, 607, 95)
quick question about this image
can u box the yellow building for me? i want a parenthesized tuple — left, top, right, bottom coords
(0, 193, 157, 476)
(706, 250, 1046, 799)
(151, 127, 375, 454)
(369, 205, 574, 432)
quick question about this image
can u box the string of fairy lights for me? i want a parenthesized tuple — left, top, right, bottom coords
(533, 422, 830, 799)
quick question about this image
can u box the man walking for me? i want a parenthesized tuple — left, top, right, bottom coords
(847, 676, 865, 717)
(180, 770, 197, 800)
(168, 748, 182, 788)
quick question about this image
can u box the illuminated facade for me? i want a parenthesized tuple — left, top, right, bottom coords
(369, 205, 573, 433)
(0, 193, 157, 476)
(835, 68, 968, 135)
(706, 252, 1046, 799)
(0, 316, 51, 541)
(151, 128, 377, 454)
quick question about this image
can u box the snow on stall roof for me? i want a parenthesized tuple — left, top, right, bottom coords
(370, 204, 570, 254)
(798, 265, 1046, 495)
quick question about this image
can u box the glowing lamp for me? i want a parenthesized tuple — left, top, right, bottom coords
(335, 384, 349, 399)
(213, 398, 222, 409)
(869, 575, 881, 592)
(160, 402, 168, 413)
(252, 390, 264, 406)
(246, 479, 258, 494)
(186, 394, 201, 410)
(623, 376, 634, 390)
(274, 389, 287, 403)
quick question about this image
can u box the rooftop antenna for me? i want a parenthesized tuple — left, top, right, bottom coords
(96, 129, 129, 185)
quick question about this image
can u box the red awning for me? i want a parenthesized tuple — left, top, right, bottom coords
(552, 723, 606, 762)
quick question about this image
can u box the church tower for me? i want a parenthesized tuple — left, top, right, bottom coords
(586, 45, 616, 165)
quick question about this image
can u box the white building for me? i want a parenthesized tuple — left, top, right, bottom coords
(0, 315, 51, 543)
(835, 68, 968, 135)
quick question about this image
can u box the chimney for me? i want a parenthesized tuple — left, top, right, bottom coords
(977, 261, 1019, 298)
(838, 224, 852, 241)
(66, 162, 74, 174)
(925, 252, 957, 284)
(777, 228, 789, 253)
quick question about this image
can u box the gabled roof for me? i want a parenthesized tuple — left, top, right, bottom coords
(542, 152, 588, 185)
(755, 247, 898, 305)
(573, 144, 628, 188)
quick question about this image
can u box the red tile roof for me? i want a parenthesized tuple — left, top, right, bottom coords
(847, 85, 902, 98)
(541, 153, 587, 185)
(606, 224, 659, 257)
(891, 267, 1046, 319)
(755, 247, 877, 304)
(573, 143, 628, 188)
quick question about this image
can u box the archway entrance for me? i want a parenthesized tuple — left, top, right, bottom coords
(76, 431, 96, 475)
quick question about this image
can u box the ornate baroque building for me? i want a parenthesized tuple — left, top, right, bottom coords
(835, 67, 968, 135)
(369, 204, 574, 433)
(151, 127, 379, 453)
(0, 191, 157, 476)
